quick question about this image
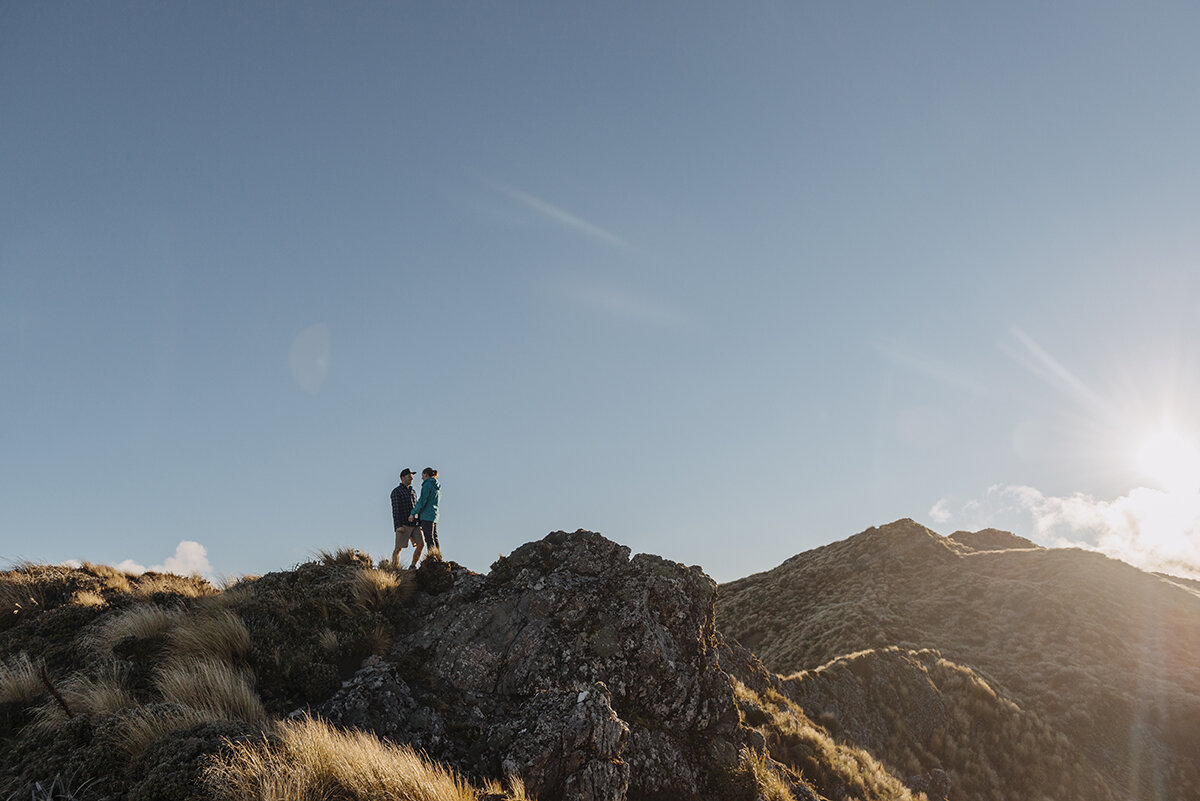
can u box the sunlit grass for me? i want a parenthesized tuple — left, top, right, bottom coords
(205, 717, 501, 801)
(154, 659, 267, 724)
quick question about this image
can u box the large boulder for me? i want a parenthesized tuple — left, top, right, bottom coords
(313, 531, 752, 800)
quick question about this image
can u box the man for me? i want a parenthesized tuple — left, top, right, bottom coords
(409, 467, 441, 556)
(390, 468, 421, 569)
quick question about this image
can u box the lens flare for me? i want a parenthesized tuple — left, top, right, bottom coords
(1137, 428, 1200, 493)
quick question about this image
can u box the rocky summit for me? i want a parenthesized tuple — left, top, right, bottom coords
(312, 530, 753, 800)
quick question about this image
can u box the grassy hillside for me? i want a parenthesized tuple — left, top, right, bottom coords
(716, 519, 1200, 801)
(0, 550, 518, 801)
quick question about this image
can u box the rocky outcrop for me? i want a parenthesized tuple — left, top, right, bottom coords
(312, 531, 756, 801)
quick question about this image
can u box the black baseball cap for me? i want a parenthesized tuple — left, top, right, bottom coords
(400, 468, 415, 477)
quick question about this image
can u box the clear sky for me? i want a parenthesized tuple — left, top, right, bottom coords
(5, 2, 1200, 583)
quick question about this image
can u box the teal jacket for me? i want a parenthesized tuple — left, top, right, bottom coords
(411, 477, 441, 522)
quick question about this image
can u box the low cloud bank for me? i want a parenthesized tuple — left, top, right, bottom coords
(932, 485, 1200, 580)
(115, 540, 214, 579)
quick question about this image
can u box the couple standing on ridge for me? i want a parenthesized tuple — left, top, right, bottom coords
(390, 467, 441, 569)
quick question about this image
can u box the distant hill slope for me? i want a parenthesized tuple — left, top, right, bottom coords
(716, 519, 1200, 801)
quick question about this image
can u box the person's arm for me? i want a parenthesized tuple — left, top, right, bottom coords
(411, 481, 429, 520)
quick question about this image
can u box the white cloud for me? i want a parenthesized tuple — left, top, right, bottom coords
(290, 323, 332, 394)
(929, 497, 952, 524)
(938, 484, 1200, 579)
(113, 541, 214, 579)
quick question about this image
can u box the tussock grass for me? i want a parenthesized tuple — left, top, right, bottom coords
(130, 572, 213, 599)
(317, 547, 374, 568)
(33, 663, 138, 730)
(154, 659, 267, 724)
(114, 703, 224, 756)
(168, 609, 251, 664)
(744, 750, 797, 801)
(80, 561, 133, 593)
(351, 567, 405, 611)
(0, 565, 47, 618)
(318, 628, 339, 656)
(0, 653, 43, 706)
(70, 589, 106, 608)
(205, 717, 499, 801)
(88, 604, 181, 654)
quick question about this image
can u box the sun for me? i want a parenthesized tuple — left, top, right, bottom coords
(1137, 427, 1200, 493)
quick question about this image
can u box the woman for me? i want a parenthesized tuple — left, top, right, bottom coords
(409, 467, 441, 558)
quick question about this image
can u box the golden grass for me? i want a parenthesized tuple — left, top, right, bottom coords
(89, 604, 181, 653)
(0, 567, 46, 617)
(80, 561, 133, 593)
(730, 677, 924, 801)
(351, 567, 404, 611)
(317, 547, 374, 568)
(131, 572, 214, 599)
(168, 609, 252, 664)
(154, 659, 267, 724)
(743, 750, 797, 801)
(0, 653, 44, 706)
(204, 717, 498, 801)
(318, 628, 339, 656)
(481, 775, 534, 800)
(115, 703, 225, 756)
(71, 589, 106, 607)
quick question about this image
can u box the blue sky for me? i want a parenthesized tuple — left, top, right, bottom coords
(5, 2, 1200, 582)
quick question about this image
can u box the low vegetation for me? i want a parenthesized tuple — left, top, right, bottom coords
(0, 554, 460, 800)
(204, 716, 528, 801)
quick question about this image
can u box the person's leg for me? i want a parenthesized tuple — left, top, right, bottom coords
(391, 528, 405, 568)
(409, 526, 424, 568)
(429, 521, 439, 550)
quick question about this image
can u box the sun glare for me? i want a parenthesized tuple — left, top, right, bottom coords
(1137, 428, 1200, 493)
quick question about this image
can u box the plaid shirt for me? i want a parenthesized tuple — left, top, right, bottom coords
(391, 484, 417, 528)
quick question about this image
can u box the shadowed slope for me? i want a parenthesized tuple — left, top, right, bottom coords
(717, 519, 1200, 801)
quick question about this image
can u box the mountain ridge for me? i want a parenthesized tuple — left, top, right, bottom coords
(717, 518, 1200, 801)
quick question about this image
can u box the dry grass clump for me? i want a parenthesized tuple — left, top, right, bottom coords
(33, 662, 138, 729)
(742, 750, 799, 801)
(167, 609, 252, 664)
(0, 653, 44, 706)
(204, 716, 502, 801)
(80, 561, 133, 593)
(88, 604, 182, 654)
(130, 572, 215, 600)
(115, 702, 225, 756)
(317, 547, 375, 568)
(318, 628, 340, 656)
(351, 567, 407, 611)
(0, 563, 49, 620)
(154, 659, 267, 724)
(71, 589, 106, 608)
